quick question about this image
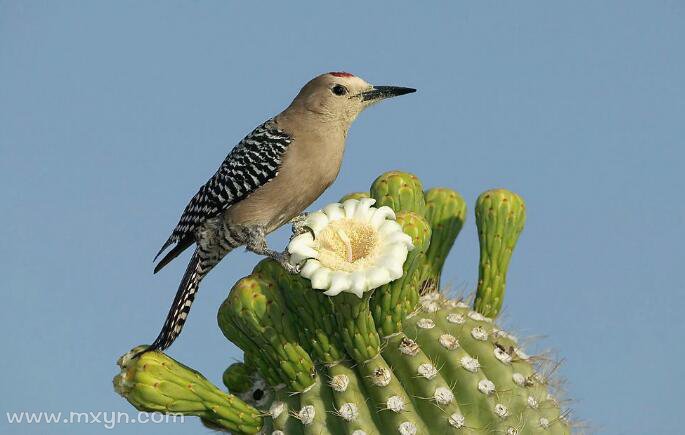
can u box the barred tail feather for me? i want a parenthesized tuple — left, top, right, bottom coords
(144, 250, 206, 354)
(154, 236, 194, 274)
(154, 236, 175, 262)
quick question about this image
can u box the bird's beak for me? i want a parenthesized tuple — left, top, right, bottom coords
(359, 86, 416, 102)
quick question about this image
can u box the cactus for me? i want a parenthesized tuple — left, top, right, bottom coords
(421, 188, 467, 293)
(474, 189, 526, 318)
(113, 347, 262, 434)
(115, 170, 572, 434)
(370, 170, 426, 215)
(339, 191, 371, 202)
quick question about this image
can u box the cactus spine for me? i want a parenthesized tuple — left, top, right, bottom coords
(115, 171, 571, 434)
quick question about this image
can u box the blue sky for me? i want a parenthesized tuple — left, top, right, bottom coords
(1, 1, 683, 434)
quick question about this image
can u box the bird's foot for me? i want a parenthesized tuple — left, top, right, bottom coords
(290, 212, 309, 225)
(290, 213, 315, 241)
(290, 224, 315, 242)
(244, 226, 304, 274)
(269, 250, 302, 274)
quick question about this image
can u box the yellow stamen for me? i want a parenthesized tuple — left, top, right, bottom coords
(316, 219, 378, 272)
(336, 228, 353, 263)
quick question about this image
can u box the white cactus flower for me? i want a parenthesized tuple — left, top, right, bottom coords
(287, 198, 414, 297)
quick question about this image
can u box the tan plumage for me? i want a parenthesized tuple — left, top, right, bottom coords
(228, 74, 377, 230)
(142, 72, 415, 354)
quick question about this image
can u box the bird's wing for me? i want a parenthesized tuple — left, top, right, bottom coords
(153, 120, 292, 271)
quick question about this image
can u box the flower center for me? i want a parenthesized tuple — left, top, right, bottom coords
(316, 219, 378, 272)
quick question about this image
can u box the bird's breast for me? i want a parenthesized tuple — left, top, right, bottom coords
(225, 133, 346, 233)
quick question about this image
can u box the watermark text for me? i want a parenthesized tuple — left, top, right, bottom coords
(6, 411, 184, 429)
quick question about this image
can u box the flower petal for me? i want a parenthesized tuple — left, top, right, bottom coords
(310, 268, 332, 290)
(327, 272, 352, 296)
(306, 211, 330, 233)
(349, 284, 364, 298)
(353, 198, 375, 221)
(289, 251, 307, 265)
(342, 199, 358, 219)
(369, 206, 396, 229)
(300, 259, 322, 279)
(287, 242, 319, 260)
(378, 220, 403, 238)
(378, 243, 410, 263)
(359, 197, 376, 207)
(323, 203, 345, 221)
(365, 267, 392, 289)
(349, 271, 368, 295)
(287, 233, 315, 254)
(379, 257, 405, 279)
(380, 231, 414, 249)
(293, 198, 415, 296)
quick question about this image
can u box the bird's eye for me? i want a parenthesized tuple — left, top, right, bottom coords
(331, 84, 348, 96)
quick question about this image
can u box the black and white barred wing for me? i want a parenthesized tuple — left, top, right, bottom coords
(153, 120, 292, 272)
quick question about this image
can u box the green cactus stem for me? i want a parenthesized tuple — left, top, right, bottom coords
(222, 363, 254, 395)
(217, 275, 316, 392)
(340, 191, 371, 202)
(370, 211, 431, 337)
(269, 388, 302, 434)
(297, 374, 333, 434)
(474, 189, 526, 318)
(381, 331, 464, 433)
(114, 171, 571, 434)
(370, 170, 426, 215)
(324, 361, 381, 435)
(114, 347, 262, 433)
(421, 188, 467, 293)
(252, 259, 346, 365)
(403, 297, 568, 433)
(331, 291, 381, 364)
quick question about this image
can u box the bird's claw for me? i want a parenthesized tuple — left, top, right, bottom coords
(268, 251, 301, 274)
(279, 258, 301, 274)
(290, 224, 315, 242)
(291, 214, 315, 241)
(277, 253, 317, 275)
(290, 212, 309, 225)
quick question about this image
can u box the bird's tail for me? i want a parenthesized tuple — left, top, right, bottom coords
(141, 250, 207, 355)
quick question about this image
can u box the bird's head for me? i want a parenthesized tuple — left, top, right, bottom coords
(289, 72, 416, 126)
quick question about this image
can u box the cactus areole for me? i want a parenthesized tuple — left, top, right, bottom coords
(115, 170, 573, 434)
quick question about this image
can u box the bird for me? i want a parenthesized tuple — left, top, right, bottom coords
(142, 72, 416, 355)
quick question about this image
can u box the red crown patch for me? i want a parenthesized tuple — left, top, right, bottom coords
(329, 72, 354, 78)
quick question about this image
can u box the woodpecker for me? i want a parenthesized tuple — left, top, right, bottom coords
(144, 72, 415, 354)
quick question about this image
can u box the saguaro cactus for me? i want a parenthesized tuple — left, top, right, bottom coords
(115, 170, 572, 434)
